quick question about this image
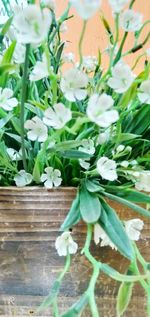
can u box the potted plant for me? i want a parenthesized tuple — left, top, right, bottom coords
(0, 0, 150, 316)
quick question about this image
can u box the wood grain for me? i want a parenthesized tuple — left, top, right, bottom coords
(0, 187, 149, 317)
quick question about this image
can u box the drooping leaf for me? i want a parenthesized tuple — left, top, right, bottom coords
(80, 184, 101, 223)
(117, 281, 134, 316)
(103, 192, 150, 218)
(61, 192, 81, 231)
(99, 200, 133, 260)
(104, 186, 150, 204)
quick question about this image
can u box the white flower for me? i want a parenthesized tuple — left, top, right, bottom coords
(43, 103, 72, 129)
(13, 5, 52, 45)
(94, 224, 117, 250)
(0, 88, 18, 111)
(87, 93, 119, 128)
(107, 61, 135, 93)
(79, 159, 90, 170)
(29, 54, 49, 81)
(135, 171, 150, 192)
(25, 116, 48, 142)
(62, 52, 75, 63)
(97, 157, 118, 181)
(60, 68, 88, 102)
(79, 139, 95, 155)
(14, 170, 33, 187)
(116, 145, 125, 153)
(7, 148, 22, 161)
(78, 139, 95, 170)
(82, 56, 98, 72)
(13, 43, 26, 64)
(124, 219, 144, 241)
(41, 167, 62, 188)
(97, 131, 110, 145)
(70, 0, 101, 20)
(138, 80, 150, 105)
(55, 232, 78, 256)
(120, 160, 129, 168)
(120, 10, 143, 32)
(41, 0, 55, 10)
(108, 0, 129, 13)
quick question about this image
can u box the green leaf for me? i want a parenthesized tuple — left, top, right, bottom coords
(61, 294, 88, 317)
(99, 200, 133, 260)
(0, 113, 13, 129)
(85, 179, 105, 193)
(33, 150, 46, 183)
(117, 281, 133, 316)
(123, 104, 150, 135)
(55, 140, 82, 152)
(38, 280, 60, 312)
(103, 192, 150, 218)
(104, 186, 150, 204)
(1, 40, 16, 64)
(1, 16, 13, 37)
(0, 63, 16, 75)
(80, 184, 101, 223)
(61, 192, 81, 231)
(60, 150, 92, 159)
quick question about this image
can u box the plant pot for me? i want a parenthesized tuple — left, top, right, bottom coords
(0, 187, 149, 317)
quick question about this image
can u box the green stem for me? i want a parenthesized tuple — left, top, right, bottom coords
(88, 266, 100, 317)
(79, 21, 87, 67)
(58, 253, 71, 282)
(20, 44, 30, 171)
(113, 32, 128, 65)
(129, 0, 136, 8)
(52, 299, 59, 317)
(82, 225, 100, 317)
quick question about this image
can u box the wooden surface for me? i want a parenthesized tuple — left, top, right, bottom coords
(0, 187, 149, 317)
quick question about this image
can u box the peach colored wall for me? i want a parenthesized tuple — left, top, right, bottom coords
(55, 0, 150, 73)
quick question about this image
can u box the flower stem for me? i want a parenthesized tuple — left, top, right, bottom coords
(79, 20, 87, 67)
(20, 44, 30, 172)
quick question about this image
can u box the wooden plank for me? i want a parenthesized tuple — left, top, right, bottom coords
(0, 187, 149, 316)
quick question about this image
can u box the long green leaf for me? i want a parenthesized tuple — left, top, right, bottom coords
(61, 192, 81, 231)
(60, 150, 92, 159)
(99, 200, 133, 260)
(103, 192, 150, 218)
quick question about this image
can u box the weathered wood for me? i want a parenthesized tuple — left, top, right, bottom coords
(0, 187, 149, 316)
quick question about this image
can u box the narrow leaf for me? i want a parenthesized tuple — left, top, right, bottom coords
(99, 200, 133, 260)
(103, 192, 150, 218)
(61, 192, 81, 231)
